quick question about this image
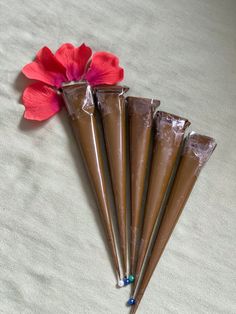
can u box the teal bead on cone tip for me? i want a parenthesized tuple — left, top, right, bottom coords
(129, 275, 135, 283)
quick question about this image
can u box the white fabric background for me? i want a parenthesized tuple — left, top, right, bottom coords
(0, 0, 236, 313)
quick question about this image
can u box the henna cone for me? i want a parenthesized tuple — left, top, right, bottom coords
(130, 132, 217, 313)
(62, 82, 122, 282)
(134, 111, 190, 288)
(127, 97, 160, 275)
(96, 85, 129, 276)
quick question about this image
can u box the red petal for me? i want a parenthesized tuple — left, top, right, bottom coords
(55, 43, 92, 81)
(22, 47, 67, 88)
(22, 82, 63, 121)
(85, 52, 124, 86)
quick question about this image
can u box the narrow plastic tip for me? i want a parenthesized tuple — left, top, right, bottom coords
(127, 298, 136, 306)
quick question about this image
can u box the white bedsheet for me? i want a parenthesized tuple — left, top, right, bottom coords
(0, 0, 236, 313)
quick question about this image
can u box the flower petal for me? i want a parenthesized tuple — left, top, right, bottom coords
(55, 43, 92, 81)
(22, 82, 63, 121)
(85, 52, 124, 86)
(22, 47, 67, 88)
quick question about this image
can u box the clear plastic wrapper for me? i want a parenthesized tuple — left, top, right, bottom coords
(62, 82, 122, 282)
(127, 96, 160, 275)
(95, 85, 129, 276)
(134, 111, 190, 288)
(130, 132, 217, 313)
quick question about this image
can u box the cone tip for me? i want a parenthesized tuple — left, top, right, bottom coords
(129, 274, 135, 283)
(117, 279, 125, 288)
(127, 297, 136, 306)
(127, 298, 138, 314)
(117, 275, 135, 287)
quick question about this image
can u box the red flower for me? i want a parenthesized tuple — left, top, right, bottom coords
(22, 43, 124, 121)
(22, 82, 63, 121)
(85, 52, 124, 86)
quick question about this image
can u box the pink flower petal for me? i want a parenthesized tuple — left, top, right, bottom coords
(55, 43, 92, 81)
(22, 82, 63, 121)
(85, 52, 124, 86)
(22, 47, 67, 88)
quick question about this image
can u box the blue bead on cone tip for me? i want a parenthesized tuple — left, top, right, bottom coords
(124, 277, 130, 285)
(127, 298, 136, 306)
(118, 275, 135, 287)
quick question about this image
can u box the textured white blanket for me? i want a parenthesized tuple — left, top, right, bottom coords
(0, 0, 236, 313)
